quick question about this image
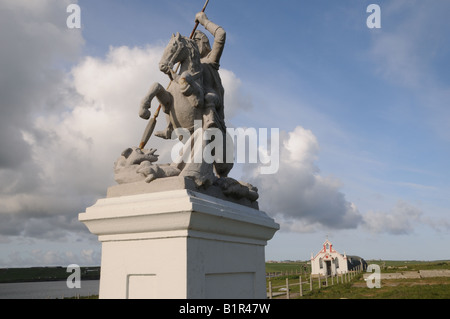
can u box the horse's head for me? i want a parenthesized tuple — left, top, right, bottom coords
(159, 32, 200, 77)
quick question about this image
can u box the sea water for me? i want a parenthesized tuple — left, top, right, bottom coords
(0, 280, 99, 299)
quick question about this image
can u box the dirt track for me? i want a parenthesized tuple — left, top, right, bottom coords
(362, 269, 450, 280)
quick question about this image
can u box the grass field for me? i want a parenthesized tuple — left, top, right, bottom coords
(265, 262, 310, 274)
(366, 260, 450, 271)
(266, 260, 450, 299)
(2, 261, 449, 299)
(297, 274, 450, 299)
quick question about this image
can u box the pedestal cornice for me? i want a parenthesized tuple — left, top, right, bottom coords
(79, 189, 279, 245)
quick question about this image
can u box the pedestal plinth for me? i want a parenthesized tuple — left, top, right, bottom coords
(79, 180, 279, 299)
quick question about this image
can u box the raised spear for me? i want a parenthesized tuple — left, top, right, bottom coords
(139, 0, 210, 149)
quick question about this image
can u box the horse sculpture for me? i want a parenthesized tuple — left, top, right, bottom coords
(139, 32, 205, 135)
(113, 23, 258, 207)
(137, 32, 233, 186)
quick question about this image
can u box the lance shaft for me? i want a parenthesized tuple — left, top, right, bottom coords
(190, 0, 210, 39)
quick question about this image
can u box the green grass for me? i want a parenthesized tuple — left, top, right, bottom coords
(265, 262, 310, 274)
(266, 260, 450, 299)
(367, 260, 450, 272)
(267, 272, 357, 298)
(300, 275, 450, 299)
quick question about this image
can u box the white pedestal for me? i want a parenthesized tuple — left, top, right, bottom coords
(79, 185, 279, 299)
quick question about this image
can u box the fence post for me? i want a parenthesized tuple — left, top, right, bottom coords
(268, 281, 272, 299)
(331, 275, 334, 285)
(325, 275, 328, 287)
(286, 277, 290, 299)
(299, 276, 303, 297)
(310, 275, 313, 291)
(318, 273, 321, 289)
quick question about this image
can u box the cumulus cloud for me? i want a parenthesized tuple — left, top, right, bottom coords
(219, 69, 253, 120)
(0, 0, 83, 169)
(0, 0, 167, 242)
(362, 200, 450, 235)
(245, 126, 363, 233)
(244, 126, 446, 236)
(1, 44, 173, 240)
(0, 0, 253, 246)
(362, 201, 421, 235)
(0, 0, 85, 240)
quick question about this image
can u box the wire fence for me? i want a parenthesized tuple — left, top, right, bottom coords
(267, 265, 364, 299)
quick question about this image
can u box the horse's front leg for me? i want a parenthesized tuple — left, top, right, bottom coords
(139, 82, 173, 120)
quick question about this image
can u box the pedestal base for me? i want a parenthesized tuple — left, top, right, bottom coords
(79, 186, 279, 299)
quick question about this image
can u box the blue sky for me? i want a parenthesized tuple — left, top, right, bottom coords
(0, 0, 449, 267)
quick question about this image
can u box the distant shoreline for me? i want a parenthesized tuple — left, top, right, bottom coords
(2, 260, 449, 284)
(0, 266, 100, 284)
(0, 278, 101, 284)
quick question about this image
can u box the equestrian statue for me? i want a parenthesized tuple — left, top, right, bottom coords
(113, 8, 258, 205)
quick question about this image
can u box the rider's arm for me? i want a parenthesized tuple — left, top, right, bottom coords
(196, 12, 226, 67)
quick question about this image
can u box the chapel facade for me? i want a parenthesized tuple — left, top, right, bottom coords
(310, 239, 349, 277)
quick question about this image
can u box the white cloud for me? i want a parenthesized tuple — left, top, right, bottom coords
(1, 27, 252, 244)
(9, 45, 176, 240)
(219, 69, 253, 120)
(0, 0, 87, 241)
(245, 126, 363, 233)
(362, 200, 450, 235)
(0, 0, 83, 169)
(362, 200, 423, 235)
(35, 44, 172, 190)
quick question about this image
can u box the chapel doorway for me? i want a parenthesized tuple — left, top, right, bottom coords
(325, 261, 332, 276)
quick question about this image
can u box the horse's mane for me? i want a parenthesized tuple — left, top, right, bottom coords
(180, 35, 201, 65)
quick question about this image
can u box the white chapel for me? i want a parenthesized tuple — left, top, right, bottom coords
(310, 238, 349, 277)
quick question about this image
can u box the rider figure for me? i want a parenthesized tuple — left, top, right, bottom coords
(193, 11, 226, 131)
(156, 12, 227, 139)
(153, 12, 233, 178)
(193, 12, 232, 178)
